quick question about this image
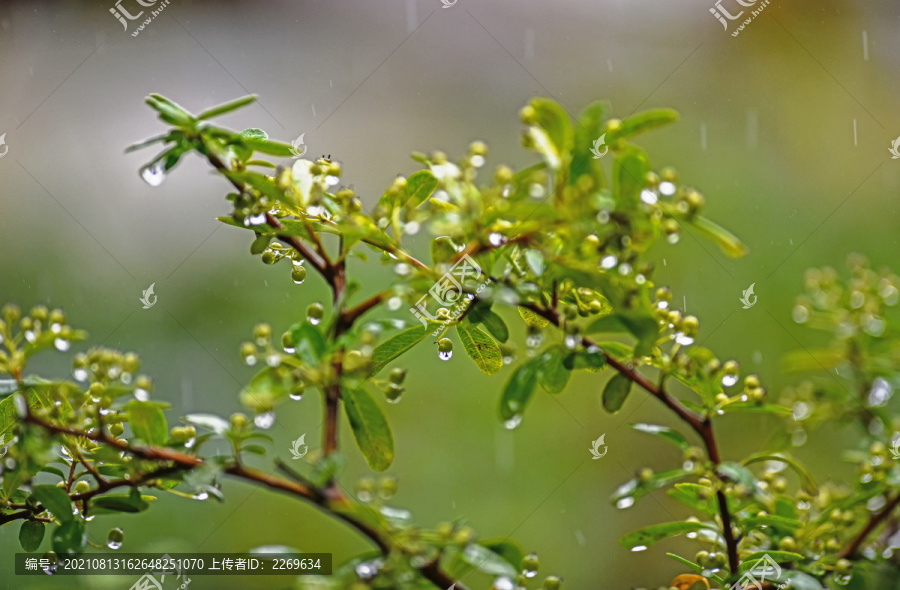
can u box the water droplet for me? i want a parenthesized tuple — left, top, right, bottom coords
(834, 573, 852, 586)
(73, 368, 88, 382)
(470, 154, 486, 168)
(243, 354, 257, 366)
(792, 401, 811, 421)
(879, 282, 899, 305)
(618, 263, 632, 276)
(616, 496, 635, 509)
(529, 183, 545, 198)
(25, 330, 36, 343)
(564, 334, 578, 350)
(503, 414, 523, 430)
(386, 393, 402, 404)
(864, 315, 886, 336)
(666, 233, 680, 244)
(53, 338, 70, 352)
(404, 221, 420, 235)
(792, 429, 807, 447)
(355, 560, 380, 580)
(601, 255, 618, 270)
(134, 388, 150, 402)
(244, 213, 266, 226)
(394, 263, 411, 276)
(675, 334, 694, 346)
(523, 567, 537, 578)
(488, 232, 507, 247)
(850, 290, 865, 309)
(868, 378, 892, 407)
(438, 350, 453, 361)
(289, 392, 304, 401)
(120, 372, 132, 385)
(640, 189, 658, 204)
(254, 412, 275, 429)
(867, 495, 887, 512)
(631, 545, 648, 552)
(107, 528, 124, 550)
(387, 296, 402, 311)
(721, 375, 738, 387)
(492, 577, 515, 590)
(525, 333, 543, 348)
(266, 354, 281, 368)
(325, 175, 339, 186)
(307, 316, 321, 326)
(192, 491, 209, 501)
(659, 181, 676, 196)
(141, 163, 166, 187)
(50, 322, 62, 334)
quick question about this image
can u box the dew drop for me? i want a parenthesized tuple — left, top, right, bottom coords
(307, 316, 321, 326)
(25, 330, 36, 343)
(387, 296, 402, 311)
(254, 412, 275, 430)
(792, 401, 811, 421)
(438, 350, 453, 361)
(355, 561, 380, 580)
(792, 429, 807, 447)
(134, 388, 150, 402)
(489, 232, 507, 247)
(192, 491, 209, 501)
(244, 213, 266, 226)
(266, 354, 281, 368)
(675, 333, 694, 346)
(564, 334, 578, 350)
(289, 392, 304, 401)
(492, 577, 515, 590)
(525, 333, 543, 348)
(867, 495, 887, 512)
(529, 183, 545, 198)
(631, 545, 648, 552)
(867, 378, 892, 407)
(601, 255, 618, 270)
(640, 189, 658, 205)
(503, 414, 523, 430)
(107, 528, 124, 550)
(659, 181, 676, 196)
(394, 263, 411, 276)
(73, 368, 88, 382)
(243, 354, 257, 366)
(470, 154, 486, 168)
(616, 496, 635, 509)
(140, 163, 166, 187)
(50, 322, 62, 334)
(53, 338, 70, 352)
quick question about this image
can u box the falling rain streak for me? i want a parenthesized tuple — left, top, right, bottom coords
(700, 123, 707, 151)
(853, 119, 858, 146)
(862, 30, 869, 61)
(747, 109, 758, 150)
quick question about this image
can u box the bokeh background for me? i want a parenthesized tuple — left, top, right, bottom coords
(2, 0, 900, 588)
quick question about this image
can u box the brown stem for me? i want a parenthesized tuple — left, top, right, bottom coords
(839, 490, 900, 559)
(520, 301, 740, 574)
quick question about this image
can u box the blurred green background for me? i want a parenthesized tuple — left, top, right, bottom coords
(2, 0, 900, 588)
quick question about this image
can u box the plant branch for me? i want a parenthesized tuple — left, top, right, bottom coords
(839, 490, 900, 559)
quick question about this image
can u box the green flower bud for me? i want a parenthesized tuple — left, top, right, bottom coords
(644, 171, 660, 188)
(282, 332, 294, 350)
(261, 251, 277, 265)
(230, 413, 248, 430)
(603, 118, 622, 133)
(660, 167, 679, 183)
(74, 481, 91, 494)
(122, 352, 140, 374)
(254, 323, 272, 344)
(438, 338, 453, 354)
(681, 315, 700, 337)
(778, 536, 797, 552)
(638, 468, 654, 483)
(388, 368, 407, 384)
(520, 105, 538, 125)
(723, 360, 740, 376)
(523, 553, 540, 573)
(292, 267, 307, 283)
(307, 303, 325, 322)
(31, 306, 48, 322)
(453, 526, 475, 546)
(49, 309, 66, 325)
(494, 165, 514, 184)
(108, 423, 125, 437)
(542, 576, 562, 590)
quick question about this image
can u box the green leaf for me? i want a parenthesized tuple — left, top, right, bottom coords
(667, 484, 717, 516)
(631, 423, 690, 450)
(89, 490, 150, 515)
(370, 326, 429, 376)
(51, 520, 86, 556)
(239, 367, 292, 411)
(613, 145, 650, 209)
(619, 521, 708, 550)
(611, 468, 688, 508)
(146, 94, 194, 127)
(456, 322, 503, 376)
(682, 214, 748, 258)
(290, 323, 328, 367)
(738, 514, 802, 534)
(517, 306, 549, 329)
(602, 373, 633, 413)
(717, 462, 758, 491)
(250, 233, 272, 255)
(499, 359, 540, 422)
(523, 249, 546, 277)
(479, 539, 524, 571)
(737, 551, 803, 573)
(562, 347, 607, 372)
(127, 401, 169, 446)
(570, 100, 609, 189)
(431, 236, 461, 265)
(19, 520, 45, 552)
(460, 543, 517, 577)
(742, 453, 818, 495)
(343, 388, 394, 472)
(526, 97, 574, 170)
(32, 485, 74, 524)
(585, 312, 659, 356)
(535, 346, 571, 394)
(404, 170, 439, 208)
(619, 108, 679, 139)
(468, 303, 509, 343)
(197, 95, 257, 120)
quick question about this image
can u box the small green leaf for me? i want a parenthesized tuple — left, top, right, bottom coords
(613, 145, 650, 209)
(479, 539, 524, 571)
(562, 347, 607, 372)
(535, 347, 571, 394)
(717, 462, 758, 491)
(528, 98, 574, 169)
(290, 323, 328, 367)
(523, 249, 546, 277)
(665, 553, 726, 585)
(586, 312, 658, 356)
(370, 326, 429, 375)
(127, 401, 168, 446)
(32, 485, 74, 524)
(618, 108, 679, 139)
(619, 521, 708, 550)
(404, 170, 439, 208)
(89, 490, 150, 515)
(197, 95, 257, 120)
(517, 306, 549, 329)
(343, 388, 394, 472)
(499, 359, 540, 422)
(742, 453, 818, 495)
(682, 214, 748, 258)
(460, 543, 517, 577)
(468, 303, 509, 343)
(250, 233, 272, 255)
(602, 373, 633, 413)
(611, 468, 688, 508)
(146, 94, 194, 127)
(631, 423, 690, 450)
(51, 519, 86, 556)
(456, 322, 503, 376)
(19, 520, 45, 552)
(240, 367, 292, 411)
